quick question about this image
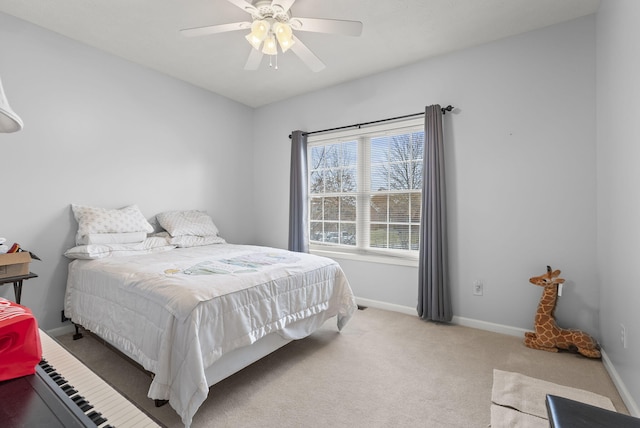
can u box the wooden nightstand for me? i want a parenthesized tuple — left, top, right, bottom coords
(0, 272, 38, 304)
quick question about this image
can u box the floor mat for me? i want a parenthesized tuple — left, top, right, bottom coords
(490, 369, 615, 427)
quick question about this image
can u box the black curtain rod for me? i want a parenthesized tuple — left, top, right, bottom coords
(289, 105, 454, 139)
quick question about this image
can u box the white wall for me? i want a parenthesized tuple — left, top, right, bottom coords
(0, 13, 255, 330)
(253, 16, 598, 334)
(596, 0, 640, 415)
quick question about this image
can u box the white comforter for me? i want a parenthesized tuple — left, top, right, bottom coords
(64, 244, 356, 427)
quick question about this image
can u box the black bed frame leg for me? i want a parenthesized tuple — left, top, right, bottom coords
(155, 399, 168, 407)
(72, 323, 83, 340)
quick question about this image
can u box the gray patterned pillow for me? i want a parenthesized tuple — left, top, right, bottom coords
(156, 210, 219, 237)
(72, 204, 154, 242)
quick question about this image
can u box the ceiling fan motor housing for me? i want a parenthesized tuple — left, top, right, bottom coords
(250, 0, 291, 23)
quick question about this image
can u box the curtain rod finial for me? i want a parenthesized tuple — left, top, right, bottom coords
(441, 105, 454, 115)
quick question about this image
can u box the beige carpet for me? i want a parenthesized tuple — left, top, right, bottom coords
(490, 369, 616, 428)
(53, 308, 628, 428)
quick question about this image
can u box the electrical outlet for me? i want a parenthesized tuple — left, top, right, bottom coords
(621, 324, 628, 349)
(473, 280, 483, 296)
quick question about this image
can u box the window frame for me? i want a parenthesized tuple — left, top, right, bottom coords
(307, 117, 424, 265)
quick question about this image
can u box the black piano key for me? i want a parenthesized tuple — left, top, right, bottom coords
(87, 410, 107, 426)
(51, 374, 67, 386)
(62, 385, 78, 396)
(71, 396, 94, 413)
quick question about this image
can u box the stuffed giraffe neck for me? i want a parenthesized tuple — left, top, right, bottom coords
(523, 266, 601, 358)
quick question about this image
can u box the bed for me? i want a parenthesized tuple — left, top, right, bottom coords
(63, 205, 357, 427)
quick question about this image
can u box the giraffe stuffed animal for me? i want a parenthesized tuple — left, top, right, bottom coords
(523, 266, 601, 358)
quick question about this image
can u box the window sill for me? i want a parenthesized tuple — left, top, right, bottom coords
(310, 248, 419, 267)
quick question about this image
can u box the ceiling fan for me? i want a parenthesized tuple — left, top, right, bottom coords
(180, 0, 363, 72)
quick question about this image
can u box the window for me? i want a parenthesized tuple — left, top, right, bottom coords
(308, 118, 424, 260)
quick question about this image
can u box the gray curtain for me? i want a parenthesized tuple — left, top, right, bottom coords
(418, 105, 452, 322)
(288, 130, 309, 253)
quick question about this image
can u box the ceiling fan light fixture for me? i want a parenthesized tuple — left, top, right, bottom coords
(245, 33, 262, 50)
(274, 22, 295, 53)
(245, 19, 269, 50)
(262, 33, 278, 55)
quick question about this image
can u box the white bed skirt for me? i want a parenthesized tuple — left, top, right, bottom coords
(204, 311, 332, 386)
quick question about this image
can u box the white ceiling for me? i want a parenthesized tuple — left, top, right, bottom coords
(0, 0, 600, 108)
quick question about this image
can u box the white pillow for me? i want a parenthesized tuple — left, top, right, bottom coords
(156, 210, 219, 237)
(76, 232, 148, 245)
(72, 204, 154, 244)
(64, 237, 175, 260)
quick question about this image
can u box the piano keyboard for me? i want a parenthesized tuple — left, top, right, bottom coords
(39, 330, 162, 428)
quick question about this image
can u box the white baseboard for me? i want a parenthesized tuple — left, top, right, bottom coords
(355, 298, 417, 316)
(451, 315, 530, 337)
(601, 349, 640, 417)
(356, 297, 638, 415)
(355, 297, 528, 337)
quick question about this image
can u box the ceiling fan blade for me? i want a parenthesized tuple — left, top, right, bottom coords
(271, 0, 296, 13)
(290, 17, 363, 37)
(180, 22, 251, 37)
(290, 35, 325, 72)
(244, 48, 264, 70)
(226, 0, 259, 14)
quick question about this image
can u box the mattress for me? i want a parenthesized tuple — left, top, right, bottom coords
(64, 244, 356, 427)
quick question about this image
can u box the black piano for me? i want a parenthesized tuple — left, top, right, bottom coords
(0, 330, 162, 427)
